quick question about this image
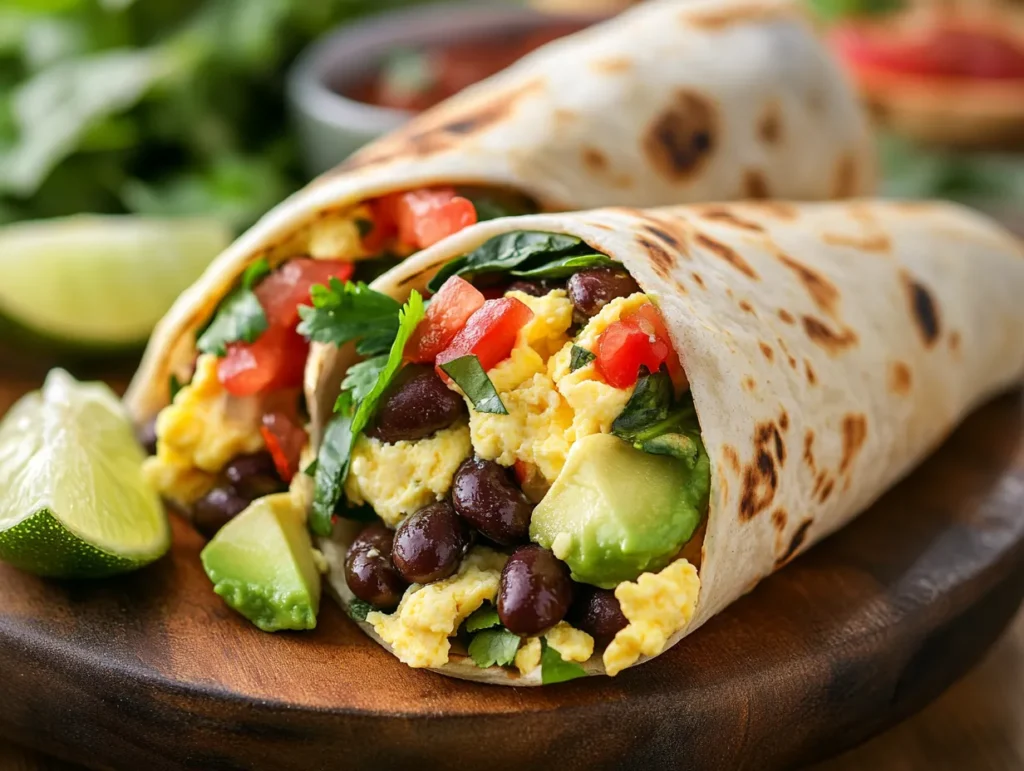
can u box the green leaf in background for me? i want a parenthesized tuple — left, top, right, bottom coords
(439, 355, 507, 415)
(464, 604, 500, 633)
(806, 0, 904, 21)
(540, 638, 587, 684)
(468, 627, 521, 668)
(195, 257, 270, 356)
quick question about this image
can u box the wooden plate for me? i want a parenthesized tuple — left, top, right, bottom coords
(0, 364, 1021, 771)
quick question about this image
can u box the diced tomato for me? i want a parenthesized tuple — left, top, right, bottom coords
(364, 197, 399, 252)
(388, 187, 478, 249)
(260, 412, 308, 483)
(218, 325, 309, 397)
(405, 276, 485, 363)
(435, 297, 534, 378)
(595, 303, 682, 390)
(256, 258, 354, 328)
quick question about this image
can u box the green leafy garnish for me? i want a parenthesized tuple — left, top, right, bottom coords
(540, 639, 588, 685)
(297, 279, 401, 348)
(169, 374, 184, 401)
(310, 395, 355, 537)
(468, 628, 521, 668)
(439, 355, 507, 415)
(612, 369, 705, 465)
(509, 254, 615, 279)
(355, 218, 374, 239)
(464, 604, 501, 633)
(348, 598, 374, 622)
(303, 458, 318, 477)
(807, 0, 903, 20)
(466, 194, 537, 222)
(611, 368, 673, 435)
(340, 355, 389, 405)
(427, 232, 593, 293)
(195, 257, 271, 356)
(569, 345, 596, 373)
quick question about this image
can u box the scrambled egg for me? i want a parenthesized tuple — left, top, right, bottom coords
(514, 622, 595, 676)
(143, 354, 264, 504)
(467, 291, 644, 485)
(604, 558, 701, 676)
(344, 425, 471, 527)
(367, 547, 508, 668)
(306, 205, 373, 261)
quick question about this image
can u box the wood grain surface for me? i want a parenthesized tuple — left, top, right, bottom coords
(0, 358, 1021, 771)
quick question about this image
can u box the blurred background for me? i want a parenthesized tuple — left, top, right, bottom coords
(0, 0, 1022, 361)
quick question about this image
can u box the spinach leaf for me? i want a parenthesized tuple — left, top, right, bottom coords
(569, 345, 595, 373)
(427, 231, 590, 293)
(610, 368, 673, 436)
(348, 598, 373, 623)
(309, 395, 355, 537)
(195, 257, 271, 356)
(611, 369, 704, 465)
(439, 355, 507, 415)
(540, 639, 587, 684)
(297, 278, 401, 348)
(468, 628, 521, 668)
(464, 604, 500, 633)
(509, 254, 615, 279)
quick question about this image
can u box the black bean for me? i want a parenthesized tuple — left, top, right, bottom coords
(497, 545, 573, 636)
(392, 501, 469, 584)
(223, 452, 286, 499)
(508, 279, 561, 297)
(193, 485, 251, 539)
(136, 419, 158, 456)
(344, 522, 408, 610)
(567, 585, 628, 648)
(366, 364, 468, 444)
(451, 457, 533, 545)
(567, 268, 641, 324)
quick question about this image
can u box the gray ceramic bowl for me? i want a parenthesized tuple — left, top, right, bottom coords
(287, 2, 602, 177)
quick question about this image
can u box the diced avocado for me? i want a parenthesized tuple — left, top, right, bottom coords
(530, 433, 709, 588)
(200, 493, 322, 632)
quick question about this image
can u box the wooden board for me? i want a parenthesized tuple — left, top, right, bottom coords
(0, 360, 1021, 771)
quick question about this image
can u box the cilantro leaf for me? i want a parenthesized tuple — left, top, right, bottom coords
(468, 628, 521, 668)
(464, 604, 500, 633)
(309, 395, 355, 537)
(540, 639, 588, 685)
(427, 231, 592, 293)
(348, 598, 373, 622)
(439, 355, 507, 415)
(509, 254, 615, 280)
(195, 257, 271, 356)
(340, 355, 388, 407)
(297, 278, 401, 347)
(569, 345, 595, 373)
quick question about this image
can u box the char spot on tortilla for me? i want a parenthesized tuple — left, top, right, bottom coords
(643, 89, 718, 181)
(722, 444, 742, 474)
(779, 410, 789, 432)
(778, 308, 795, 325)
(839, 414, 868, 475)
(743, 168, 771, 199)
(685, 1, 791, 29)
(758, 102, 782, 145)
(739, 300, 756, 315)
(802, 316, 858, 355)
(803, 430, 816, 473)
(691, 271, 706, 289)
(804, 359, 818, 385)
(698, 206, 765, 233)
(822, 231, 892, 253)
(591, 56, 633, 74)
(776, 336, 797, 369)
(695, 233, 759, 280)
(831, 152, 860, 198)
(949, 331, 962, 354)
(777, 254, 839, 317)
(743, 375, 757, 392)
(639, 218, 688, 252)
(759, 342, 774, 362)
(739, 422, 784, 521)
(888, 361, 912, 396)
(746, 201, 797, 219)
(638, 236, 676, 280)
(772, 508, 788, 533)
(818, 477, 835, 504)
(583, 146, 609, 172)
(776, 518, 813, 568)
(904, 276, 941, 346)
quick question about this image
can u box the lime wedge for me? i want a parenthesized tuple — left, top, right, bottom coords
(201, 493, 321, 632)
(0, 215, 231, 351)
(0, 370, 170, 578)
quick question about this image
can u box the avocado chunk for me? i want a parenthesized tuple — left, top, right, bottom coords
(530, 433, 709, 588)
(201, 493, 322, 632)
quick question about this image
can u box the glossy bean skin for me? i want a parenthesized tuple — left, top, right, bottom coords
(392, 501, 469, 584)
(567, 268, 641, 324)
(451, 457, 533, 545)
(223, 452, 286, 499)
(567, 585, 628, 648)
(193, 486, 251, 539)
(366, 364, 467, 444)
(344, 522, 408, 610)
(498, 545, 573, 636)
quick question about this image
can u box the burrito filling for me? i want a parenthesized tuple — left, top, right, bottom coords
(309, 231, 710, 678)
(141, 187, 535, 537)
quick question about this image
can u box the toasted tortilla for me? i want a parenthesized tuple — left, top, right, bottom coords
(314, 200, 1024, 684)
(124, 0, 873, 422)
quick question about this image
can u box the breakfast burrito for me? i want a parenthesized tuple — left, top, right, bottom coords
(304, 200, 1024, 684)
(123, 0, 873, 534)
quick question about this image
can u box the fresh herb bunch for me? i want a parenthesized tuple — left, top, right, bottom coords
(0, 0, 429, 230)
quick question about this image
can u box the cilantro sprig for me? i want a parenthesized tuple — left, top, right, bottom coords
(196, 258, 271, 356)
(468, 628, 521, 668)
(298, 278, 402, 355)
(540, 639, 587, 684)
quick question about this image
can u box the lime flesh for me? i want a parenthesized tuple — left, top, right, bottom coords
(0, 370, 170, 577)
(0, 215, 231, 350)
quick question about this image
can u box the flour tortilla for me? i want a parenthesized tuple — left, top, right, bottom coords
(124, 0, 873, 422)
(315, 199, 1024, 684)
